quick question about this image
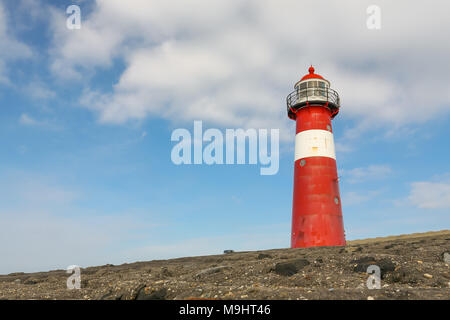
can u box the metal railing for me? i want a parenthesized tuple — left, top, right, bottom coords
(286, 87, 340, 114)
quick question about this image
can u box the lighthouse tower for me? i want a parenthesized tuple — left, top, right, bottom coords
(286, 66, 346, 248)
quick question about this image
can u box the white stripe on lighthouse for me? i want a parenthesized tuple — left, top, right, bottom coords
(294, 129, 336, 161)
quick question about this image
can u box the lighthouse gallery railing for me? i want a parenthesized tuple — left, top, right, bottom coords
(286, 87, 341, 114)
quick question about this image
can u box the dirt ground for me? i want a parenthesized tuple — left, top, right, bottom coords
(1, 230, 449, 300)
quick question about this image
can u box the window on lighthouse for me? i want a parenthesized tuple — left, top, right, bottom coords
(318, 81, 326, 97)
(307, 81, 317, 88)
(299, 82, 307, 98)
(306, 81, 315, 98)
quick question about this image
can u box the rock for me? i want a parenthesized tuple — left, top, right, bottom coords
(423, 273, 433, 279)
(24, 278, 39, 285)
(81, 279, 89, 288)
(96, 270, 108, 276)
(257, 253, 272, 260)
(345, 246, 362, 253)
(14, 279, 21, 284)
(224, 250, 234, 254)
(135, 287, 167, 300)
(99, 291, 113, 300)
(115, 292, 125, 300)
(160, 267, 173, 278)
(387, 267, 418, 284)
(195, 266, 231, 278)
(352, 256, 377, 273)
(442, 252, 450, 264)
(367, 296, 375, 300)
(274, 259, 310, 277)
(352, 257, 395, 278)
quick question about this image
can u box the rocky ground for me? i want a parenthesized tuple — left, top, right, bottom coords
(1, 230, 449, 300)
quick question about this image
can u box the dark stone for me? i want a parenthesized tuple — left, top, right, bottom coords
(274, 259, 310, 276)
(136, 287, 167, 300)
(352, 256, 376, 270)
(160, 267, 173, 278)
(223, 250, 234, 254)
(81, 279, 89, 288)
(257, 253, 272, 260)
(315, 258, 323, 263)
(432, 278, 448, 288)
(99, 291, 113, 300)
(23, 278, 38, 285)
(352, 257, 395, 278)
(80, 269, 97, 275)
(386, 267, 418, 284)
(115, 293, 124, 300)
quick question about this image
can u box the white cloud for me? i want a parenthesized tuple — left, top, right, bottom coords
(19, 113, 53, 128)
(19, 113, 40, 126)
(24, 81, 56, 100)
(343, 164, 392, 184)
(47, 0, 450, 138)
(0, 2, 32, 83)
(409, 181, 450, 209)
(342, 191, 371, 206)
(19, 113, 62, 130)
(0, 171, 79, 208)
(342, 189, 384, 206)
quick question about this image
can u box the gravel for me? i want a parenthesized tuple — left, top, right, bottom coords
(0, 231, 449, 300)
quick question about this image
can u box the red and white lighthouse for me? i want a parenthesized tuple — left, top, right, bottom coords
(287, 66, 346, 248)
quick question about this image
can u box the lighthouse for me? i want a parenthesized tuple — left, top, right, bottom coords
(286, 66, 346, 248)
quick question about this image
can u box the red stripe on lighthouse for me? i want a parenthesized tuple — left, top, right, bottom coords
(291, 156, 345, 247)
(296, 106, 333, 134)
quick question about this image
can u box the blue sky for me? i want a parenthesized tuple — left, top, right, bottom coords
(1, 0, 450, 274)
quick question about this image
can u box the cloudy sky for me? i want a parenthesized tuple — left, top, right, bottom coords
(1, 0, 450, 274)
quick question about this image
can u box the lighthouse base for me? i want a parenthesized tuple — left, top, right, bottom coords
(291, 156, 346, 248)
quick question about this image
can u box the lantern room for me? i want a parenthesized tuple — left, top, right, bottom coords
(287, 66, 341, 120)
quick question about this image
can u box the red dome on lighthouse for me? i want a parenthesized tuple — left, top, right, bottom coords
(300, 66, 325, 81)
